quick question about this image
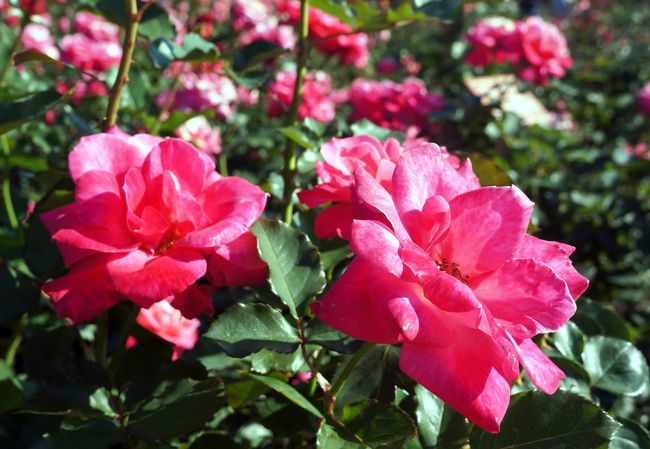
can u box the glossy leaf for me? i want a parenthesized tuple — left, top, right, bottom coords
(247, 373, 323, 418)
(148, 33, 220, 69)
(204, 303, 300, 357)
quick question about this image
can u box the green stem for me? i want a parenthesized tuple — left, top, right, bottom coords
(95, 313, 108, 366)
(218, 151, 229, 177)
(5, 313, 28, 368)
(282, 0, 310, 224)
(330, 343, 375, 398)
(107, 304, 139, 379)
(104, 0, 140, 129)
(2, 136, 18, 229)
(0, 15, 29, 87)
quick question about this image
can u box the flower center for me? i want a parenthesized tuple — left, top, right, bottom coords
(438, 258, 469, 284)
(155, 228, 181, 255)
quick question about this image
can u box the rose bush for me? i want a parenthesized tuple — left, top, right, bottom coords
(0, 0, 648, 448)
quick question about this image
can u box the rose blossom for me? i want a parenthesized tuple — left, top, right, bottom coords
(349, 78, 445, 136)
(638, 83, 650, 117)
(60, 12, 122, 73)
(238, 20, 297, 49)
(465, 17, 520, 67)
(41, 128, 267, 323)
(312, 143, 587, 432)
(21, 23, 60, 59)
(136, 300, 201, 360)
(516, 16, 573, 85)
(175, 116, 223, 156)
(277, 0, 369, 68)
(298, 136, 476, 239)
(267, 70, 336, 124)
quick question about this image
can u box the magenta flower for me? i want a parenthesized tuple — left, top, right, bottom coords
(516, 17, 573, 85)
(638, 83, 650, 117)
(41, 129, 267, 323)
(21, 23, 60, 60)
(465, 17, 520, 67)
(267, 70, 336, 124)
(312, 144, 587, 432)
(175, 116, 223, 156)
(298, 137, 475, 240)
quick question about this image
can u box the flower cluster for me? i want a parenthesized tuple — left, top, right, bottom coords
(21, 22, 59, 60)
(348, 78, 445, 136)
(267, 70, 336, 124)
(304, 137, 587, 432)
(60, 11, 122, 73)
(175, 116, 223, 156)
(277, 0, 369, 68)
(41, 128, 267, 323)
(466, 16, 573, 84)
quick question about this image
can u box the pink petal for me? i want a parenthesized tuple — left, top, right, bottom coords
(75, 170, 121, 201)
(438, 186, 534, 277)
(107, 249, 207, 307)
(350, 219, 402, 277)
(512, 337, 564, 394)
(472, 259, 576, 339)
(206, 232, 268, 288)
(42, 254, 123, 323)
(352, 168, 409, 240)
(518, 235, 588, 299)
(400, 327, 518, 433)
(297, 185, 343, 208)
(313, 203, 353, 240)
(69, 134, 149, 182)
(177, 176, 267, 249)
(391, 144, 478, 219)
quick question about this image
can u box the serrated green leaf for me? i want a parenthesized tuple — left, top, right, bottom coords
(251, 217, 326, 319)
(582, 336, 649, 395)
(415, 385, 444, 448)
(204, 303, 300, 357)
(609, 418, 650, 449)
(471, 391, 620, 449)
(553, 321, 586, 361)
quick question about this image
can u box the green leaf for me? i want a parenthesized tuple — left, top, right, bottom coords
(247, 373, 323, 418)
(279, 126, 318, 149)
(8, 153, 48, 172)
(148, 33, 220, 69)
(305, 318, 362, 354)
(0, 361, 23, 413)
(411, 0, 461, 21)
(551, 357, 592, 399)
(609, 418, 650, 449)
(128, 377, 225, 441)
(204, 303, 300, 357)
(49, 420, 122, 449)
(338, 400, 417, 448)
(351, 119, 404, 141)
(233, 40, 284, 73)
(414, 385, 444, 448)
(249, 349, 307, 374)
(13, 50, 60, 66)
(471, 391, 620, 449)
(553, 321, 586, 361)
(470, 152, 512, 186)
(317, 423, 364, 449)
(573, 299, 631, 340)
(582, 336, 649, 395)
(251, 217, 326, 319)
(0, 89, 67, 135)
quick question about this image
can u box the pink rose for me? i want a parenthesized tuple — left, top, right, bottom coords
(59, 12, 122, 73)
(312, 143, 587, 433)
(298, 136, 476, 239)
(516, 16, 572, 85)
(136, 300, 200, 360)
(465, 17, 520, 67)
(73, 11, 120, 42)
(267, 70, 336, 124)
(638, 83, 650, 117)
(376, 57, 400, 75)
(232, 0, 271, 31)
(175, 116, 223, 156)
(239, 21, 297, 49)
(21, 23, 60, 60)
(349, 78, 445, 136)
(41, 128, 267, 323)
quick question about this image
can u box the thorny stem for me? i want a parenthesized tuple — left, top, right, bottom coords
(0, 15, 30, 87)
(282, 0, 310, 224)
(107, 304, 140, 379)
(104, 0, 141, 129)
(296, 318, 324, 390)
(2, 136, 18, 230)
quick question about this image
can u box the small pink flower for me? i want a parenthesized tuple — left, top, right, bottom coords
(465, 17, 520, 67)
(73, 11, 120, 42)
(516, 16, 572, 85)
(175, 116, 223, 156)
(239, 21, 297, 49)
(625, 143, 650, 160)
(298, 137, 476, 239)
(41, 129, 267, 323)
(21, 23, 60, 59)
(638, 83, 650, 117)
(137, 300, 201, 360)
(349, 78, 445, 136)
(267, 70, 336, 124)
(60, 12, 122, 73)
(376, 57, 400, 75)
(312, 143, 587, 433)
(232, 0, 271, 31)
